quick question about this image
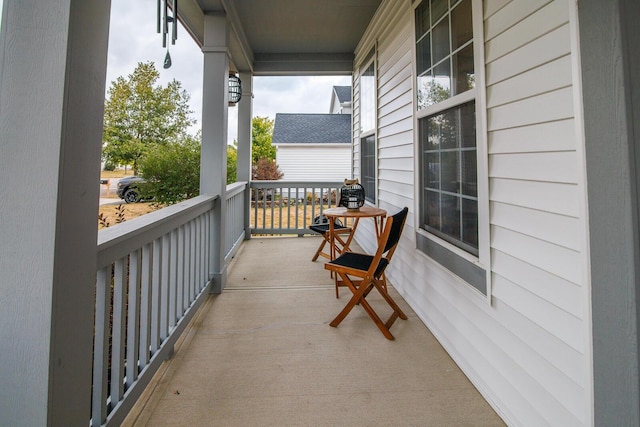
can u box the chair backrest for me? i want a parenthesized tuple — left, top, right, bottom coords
(383, 207, 409, 253)
(368, 207, 408, 278)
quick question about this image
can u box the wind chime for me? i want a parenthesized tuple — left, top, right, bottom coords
(157, 0, 178, 68)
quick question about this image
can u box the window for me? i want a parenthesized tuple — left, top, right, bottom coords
(420, 101, 478, 255)
(360, 59, 376, 203)
(360, 62, 376, 133)
(361, 135, 376, 203)
(416, 0, 474, 109)
(415, 0, 486, 294)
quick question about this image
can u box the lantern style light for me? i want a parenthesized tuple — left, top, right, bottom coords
(339, 179, 365, 211)
(228, 74, 242, 105)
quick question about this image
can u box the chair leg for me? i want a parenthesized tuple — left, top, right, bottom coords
(311, 238, 328, 262)
(331, 282, 396, 340)
(379, 272, 388, 293)
(333, 233, 349, 253)
(329, 273, 406, 340)
(358, 295, 395, 340)
(329, 273, 363, 326)
(312, 232, 348, 263)
(373, 280, 408, 321)
(329, 275, 395, 339)
(340, 218, 359, 254)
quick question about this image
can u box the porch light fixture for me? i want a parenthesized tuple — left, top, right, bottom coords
(339, 179, 365, 211)
(229, 74, 242, 106)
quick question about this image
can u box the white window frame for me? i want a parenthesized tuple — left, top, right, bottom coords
(358, 51, 378, 206)
(412, 0, 491, 301)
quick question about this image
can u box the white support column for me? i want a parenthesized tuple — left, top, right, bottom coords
(200, 13, 229, 293)
(0, 1, 110, 426)
(237, 72, 253, 239)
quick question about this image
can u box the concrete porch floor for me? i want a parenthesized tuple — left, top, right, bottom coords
(124, 236, 505, 426)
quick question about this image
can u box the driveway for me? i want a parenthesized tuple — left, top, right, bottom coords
(99, 178, 124, 205)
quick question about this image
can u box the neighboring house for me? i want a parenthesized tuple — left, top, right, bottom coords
(3, 1, 639, 426)
(329, 85, 352, 115)
(272, 113, 351, 182)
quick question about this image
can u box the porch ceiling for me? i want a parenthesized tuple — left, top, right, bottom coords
(179, 0, 383, 75)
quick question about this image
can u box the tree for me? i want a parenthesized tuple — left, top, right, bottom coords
(251, 116, 275, 164)
(102, 61, 195, 173)
(227, 142, 238, 184)
(139, 134, 201, 205)
(418, 78, 451, 110)
(248, 116, 283, 180)
(227, 117, 281, 182)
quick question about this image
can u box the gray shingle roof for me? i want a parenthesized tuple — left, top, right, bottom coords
(334, 86, 352, 103)
(272, 113, 351, 144)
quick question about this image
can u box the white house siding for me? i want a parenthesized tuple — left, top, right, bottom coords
(352, 0, 591, 426)
(352, 72, 361, 191)
(486, 1, 590, 424)
(276, 144, 351, 181)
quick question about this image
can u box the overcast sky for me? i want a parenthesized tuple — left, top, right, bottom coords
(106, 0, 351, 144)
(0, 0, 350, 144)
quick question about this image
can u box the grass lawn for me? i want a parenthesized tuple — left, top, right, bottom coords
(251, 205, 332, 230)
(98, 202, 159, 230)
(100, 169, 135, 179)
(97, 172, 333, 232)
(97, 200, 327, 233)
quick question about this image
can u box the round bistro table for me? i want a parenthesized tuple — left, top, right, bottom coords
(322, 206, 387, 261)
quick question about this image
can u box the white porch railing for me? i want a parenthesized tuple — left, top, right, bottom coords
(92, 195, 218, 427)
(250, 180, 344, 235)
(225, 181, 247, 262)
(90, 180, 340, 425)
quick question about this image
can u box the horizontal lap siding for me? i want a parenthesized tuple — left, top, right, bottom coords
(486, 24, 571, 86)
(354, 3, 415, 253)
(277, 146, 351, 181)
(376, 18, 414, 198)
(352, 77, 361, 180)
(490, 151, 578, 183)
(491, 178, 579, 217)
(353, 1, 589, 425)
(489, 119, 576, 153)
(484, 0, 567, 63)
(485, 0, 589, 425)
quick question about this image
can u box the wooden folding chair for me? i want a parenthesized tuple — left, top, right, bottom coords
(324, 207, 409, 340)
(309, 215, 354, 262)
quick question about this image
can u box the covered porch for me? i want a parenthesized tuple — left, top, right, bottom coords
(1, 0, 507, 423)
(89, 181, 506, 425)
(123, 236, 504, 426)
(7, 0, 640, 425)
(0, 2, 392, 424)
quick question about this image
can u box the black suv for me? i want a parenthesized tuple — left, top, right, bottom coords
(116, 176, 145, 203)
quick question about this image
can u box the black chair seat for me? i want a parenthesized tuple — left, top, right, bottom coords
(309, 223, 348, 235)
(330, 252, 388, 278)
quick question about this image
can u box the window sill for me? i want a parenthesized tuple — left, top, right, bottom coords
(415, 230, 487, 295)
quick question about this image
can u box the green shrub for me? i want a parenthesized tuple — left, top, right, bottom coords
(227, 143, 237, 184)
(140, 136, 200, 205)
